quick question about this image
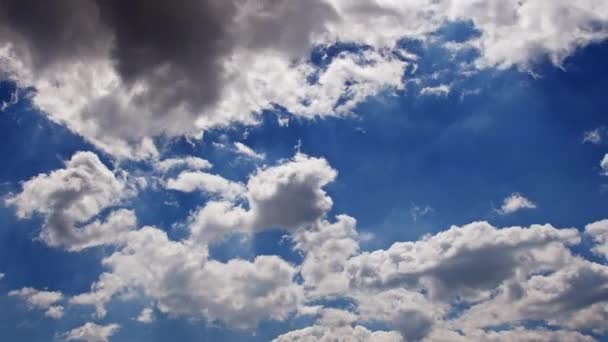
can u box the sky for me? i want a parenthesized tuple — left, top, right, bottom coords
(1, 1, 608, 341)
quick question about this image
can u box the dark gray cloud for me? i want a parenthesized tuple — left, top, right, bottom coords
(0, 0, 105, 69)
(0, 0, 336, 122)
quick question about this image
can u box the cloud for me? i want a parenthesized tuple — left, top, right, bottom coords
(9, 287, 64, 319)
(583, 127, 607, 144)
(8, 149, 608, 340)
(496, 193, 537, 215)
(70, 226, 303, 328)
(154, 157, 213, 173)
(189, 153, 337, 243)
(135, 307, 155, 324)
(586, 219, 608, 258)
(234, 142, 265, 160)
(3, 1, 604, 157)
(420, 84, 450, 97)
(272, 308, 403, 342)
(601, 154, 608, 175)
(165, 171, 246, 200)
(61, 322, 120, 342)
(410, 204, 434, 221)
(5, 151, 137, 251)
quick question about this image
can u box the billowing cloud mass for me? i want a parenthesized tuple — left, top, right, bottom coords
(3, 1, 608, 341)
(1, 0, 607, 158)
(6, 149, 607, 341)
(5, 151, 137, 251)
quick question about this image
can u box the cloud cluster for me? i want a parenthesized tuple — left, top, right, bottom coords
(8, 150, 608, 341)
(2, 0, 606, 158)
(8, 287, 64, 319)
(5, 151, 137, 251)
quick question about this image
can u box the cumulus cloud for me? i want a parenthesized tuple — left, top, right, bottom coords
(272, 308, 403, 342)
(189, 153, 337, 243)
(8, 149, 608, 340)
(61, 322, 120, 342)
(5, 151, 137, 251)
(496, 193, 537, 215)
(9, 287, 64, 319)
(601, 154, 608, 175)
(586, 219, 608, 258)
(2, 0, 605, 157)
(70, 226, 302, 328)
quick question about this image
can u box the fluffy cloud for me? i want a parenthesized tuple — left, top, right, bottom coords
(9, 287, 64, 319)
(5, 151, 136, 251)
(3, 1, 605, 157)
(61, 322, 120, 342)
(601, 154, 608, 175)
(272, 309, 403, 342)
(70, 226, 303, 328)
(8, 148, 608, 340)
(586, 219, 608, 258)
(496, 193, 537, 215)
(189, 153, 337, 243)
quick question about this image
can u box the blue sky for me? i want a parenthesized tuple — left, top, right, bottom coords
(2, 1, 608, 341)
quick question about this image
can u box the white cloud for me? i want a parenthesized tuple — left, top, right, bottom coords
(234, 142, 265, 160)
(496, 193, 537, 215)
(61, 322, 120, 342)
(272, 308, 403, 342)
(4, 150, 605, 339)
(5, 151, 137, 251)
(1, 1, 606, 158)
(601, 154, 608, 175)
(135, 307, 155, 324)
(70, 226, 303, 329)
(586, 219, 608, 258)
(165, 171, 246, 200)
(188, 153, 337, 243)
(420, 84, 450, 97)
(154, 157, 212, 173)
(9, 287, 64, 319)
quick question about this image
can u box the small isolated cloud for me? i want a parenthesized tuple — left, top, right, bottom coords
(136, 307, 155, 324)
(496, 193, 537, 215)
(420, 84, 450, 97)
(601, 154, 608, 175)
(583, 127, 607, 145)
(234, 142, 265, 160)
(410, 204, 434, 222)
(62, 322, 120, 342)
